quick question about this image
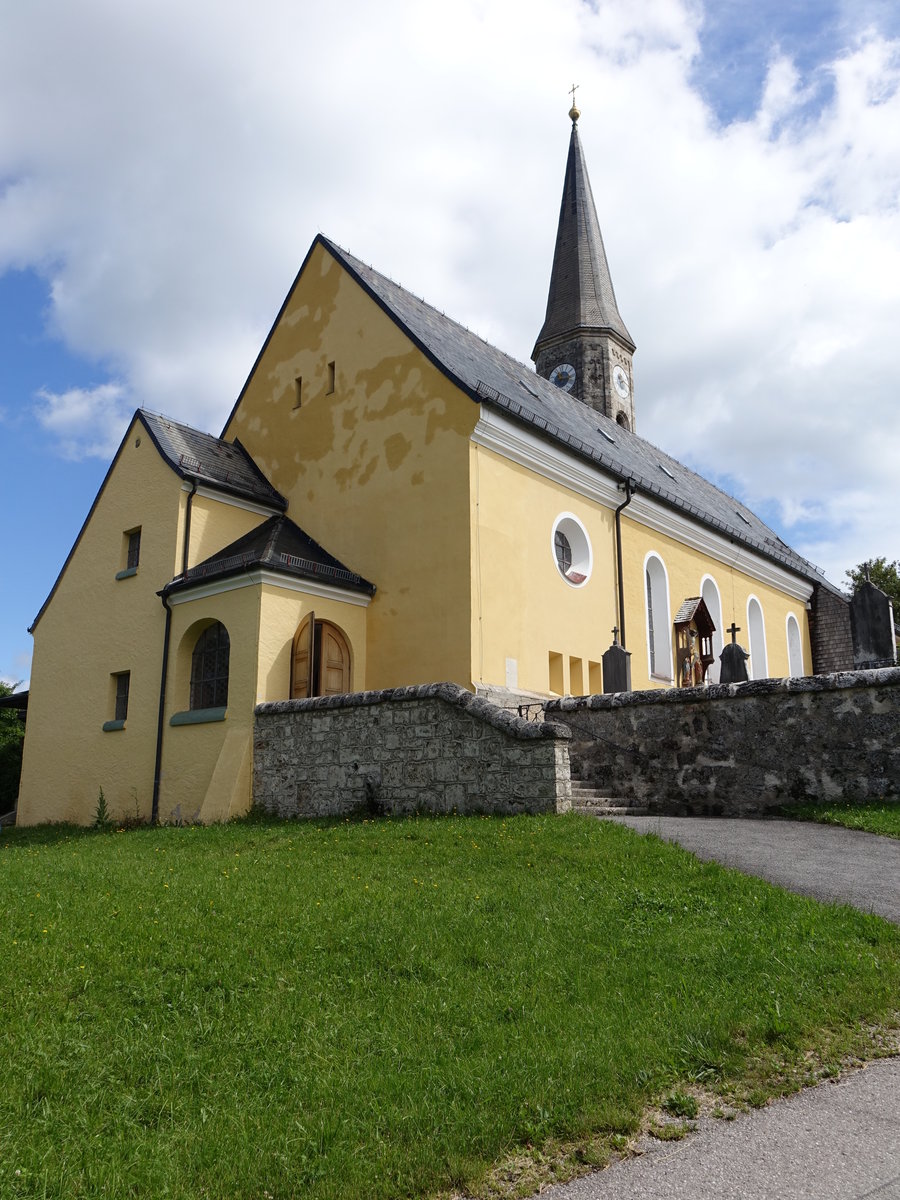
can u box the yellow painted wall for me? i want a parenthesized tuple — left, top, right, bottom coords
(159, 585, 261, 824)
(224, 243, 478, 690)
(186, 493, 268, 569)
(471, 443, 618, 695)
(470, 442, 812, 696)
(158, 578, 369, 823)
(17, 420, 186, 825)
(255, 583, 368, 705)
(620, 517, 812, 689)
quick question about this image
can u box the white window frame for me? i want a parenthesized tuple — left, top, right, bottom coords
(786, 612, 804, 677)
(644, 552, 673, 682)
(550, 512, 592, 588)
(747, 596, 768, 680)
(700, 574, 724, 685)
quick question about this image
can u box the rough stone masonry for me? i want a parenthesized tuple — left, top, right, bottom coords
(549, 666, 900, 816)
(253, 682, 572, 819)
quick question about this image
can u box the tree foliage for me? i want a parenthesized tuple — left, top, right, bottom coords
(0, 680, 25, 813)
(845, 557, 900, 615)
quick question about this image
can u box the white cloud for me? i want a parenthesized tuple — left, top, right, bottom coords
(0, 0, 898, 582)
(35, 383, 131, 460)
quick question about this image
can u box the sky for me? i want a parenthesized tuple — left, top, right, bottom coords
(2, 0, 900, 687)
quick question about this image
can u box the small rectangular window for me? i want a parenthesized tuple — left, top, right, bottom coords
(293, 377, 302, 409)
(115, 672, 130, 722)
(326, 361, 335, 394)
(116, 528, 142, 579)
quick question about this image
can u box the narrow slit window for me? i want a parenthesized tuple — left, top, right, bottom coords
(114, 672, 130, 721)
(293, 377, 302, 409)
(127, 528, 141, 569)
(326, 361, 335, 394)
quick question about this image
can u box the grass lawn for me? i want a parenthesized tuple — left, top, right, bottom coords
(2, 812, 899, 1200)
(787, 801, 900, 840)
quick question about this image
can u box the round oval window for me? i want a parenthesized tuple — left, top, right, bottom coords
(551, 514, 591, 586)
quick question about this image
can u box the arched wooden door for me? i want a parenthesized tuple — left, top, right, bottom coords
(291, 614, 351, 699)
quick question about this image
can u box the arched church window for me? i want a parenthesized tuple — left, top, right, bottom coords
(701, 575, 724, 684)
(551, 514, 592, 587)
(616, 412, 630, 431)
(786, 613, 804, 677)
(644, 553, 672, 680)
(190, 622, 230, 710)
(747, 597, 768, 680)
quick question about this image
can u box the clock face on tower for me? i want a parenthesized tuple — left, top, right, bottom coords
(549, 363, 576, 392)
(612, 365, 630, 400)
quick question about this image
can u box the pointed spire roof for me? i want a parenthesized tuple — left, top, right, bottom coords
(533, 113, 634, 355)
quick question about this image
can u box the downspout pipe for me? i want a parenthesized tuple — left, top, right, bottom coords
(614, 478, 635, 649)
(152, 479, 197, 824)
(151, 592, 172, 825)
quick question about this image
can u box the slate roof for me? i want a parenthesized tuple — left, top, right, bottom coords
(533, 119, 634, 353)
(141, 410, 286, 510)
(164, 515, 375, 597)
(320, 236, 827, 588)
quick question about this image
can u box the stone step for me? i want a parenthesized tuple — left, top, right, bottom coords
(574, 803, 651, 817)
(571, 782, 618, 799)
(571, 780, 649, 817)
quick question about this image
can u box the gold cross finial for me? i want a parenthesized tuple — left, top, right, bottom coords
(568, 83, 580, 124)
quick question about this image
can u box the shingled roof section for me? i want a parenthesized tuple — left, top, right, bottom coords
(532, 118, 635, 354)
(141, 410, 286, 511)
(164, 515, 375, 598)
(319, 236, 827, 589)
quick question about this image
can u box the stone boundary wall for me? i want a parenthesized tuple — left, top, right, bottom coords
(547, 667, 900, 816)
(254, 683, 572, 819)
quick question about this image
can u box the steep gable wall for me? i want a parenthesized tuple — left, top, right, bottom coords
(224, 242, 480, 690)
(18, 426, 186, 824)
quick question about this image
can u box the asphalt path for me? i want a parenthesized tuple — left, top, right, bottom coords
(529, 816, 900, 1200)
(609, 816, 900, 924)
(538, 1057, 900, 1200)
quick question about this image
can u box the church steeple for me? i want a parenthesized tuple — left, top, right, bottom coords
(533, 103, 637, 431)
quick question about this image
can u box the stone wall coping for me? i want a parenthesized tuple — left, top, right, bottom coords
(256, 681, 572, 741)
(546, 666, 900, 714)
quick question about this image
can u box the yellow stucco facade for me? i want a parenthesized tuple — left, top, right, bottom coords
(225, 242, 477, 690)
(469, 435, 812, 697)
(17, 236, 825, 827)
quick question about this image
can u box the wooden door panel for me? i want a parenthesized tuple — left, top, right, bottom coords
(291, 613, 315, 699)
(321, 626, 350, 695)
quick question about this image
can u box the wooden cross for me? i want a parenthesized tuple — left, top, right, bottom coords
(727, 622, 740, 644)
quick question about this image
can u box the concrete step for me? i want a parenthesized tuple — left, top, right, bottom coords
(570, 779, 649, 817)
(574, 803, 651, 817)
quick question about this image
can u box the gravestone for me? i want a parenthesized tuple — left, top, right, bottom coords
(602, 627, 632, 693)
(850, 578, 897, 668)
(719, 622, 750, 684)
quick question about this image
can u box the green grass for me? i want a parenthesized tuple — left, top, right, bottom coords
(2, 812, 898, 1200)
(788, 801, 900, 840)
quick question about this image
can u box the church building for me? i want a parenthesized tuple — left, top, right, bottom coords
(16, 106, 850, 826)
